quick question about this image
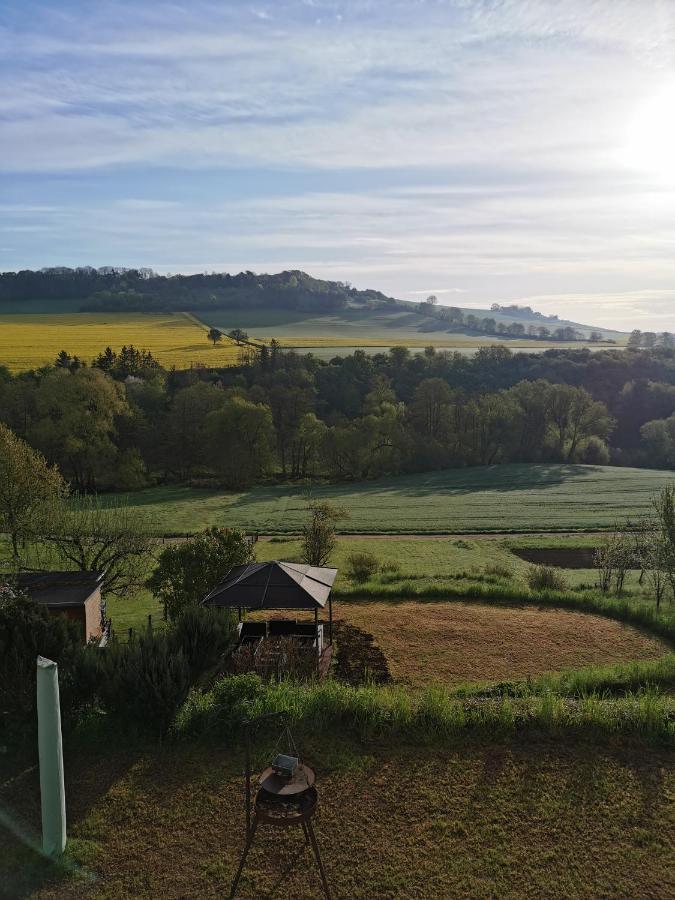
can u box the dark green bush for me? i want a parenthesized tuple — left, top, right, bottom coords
(169, 605, 237, 681)
(100, 629, 190, 738)
(0, 590, 88, 739)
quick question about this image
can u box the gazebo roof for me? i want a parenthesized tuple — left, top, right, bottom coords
(202, 561, 338, 610)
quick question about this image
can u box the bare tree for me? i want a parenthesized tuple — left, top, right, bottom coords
(44, 495, 153, 597)
(594, 528, 633, 595)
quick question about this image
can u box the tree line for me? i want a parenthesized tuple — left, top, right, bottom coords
(0, 268, 388, 313)
(418, 295, 595, 341)
(0, 343, 674, 494)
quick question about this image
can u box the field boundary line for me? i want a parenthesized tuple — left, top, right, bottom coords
(180, 310, 211, 332)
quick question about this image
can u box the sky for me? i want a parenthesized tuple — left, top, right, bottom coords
(1, 0, 675, 331)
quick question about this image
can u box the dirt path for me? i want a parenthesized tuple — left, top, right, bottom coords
(257, 531, 605, 542)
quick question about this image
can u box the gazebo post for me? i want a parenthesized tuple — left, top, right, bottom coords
(314, 607, 319, 674)
(328, 596, 333, 646)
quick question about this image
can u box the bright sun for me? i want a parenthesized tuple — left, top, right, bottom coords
(622, 83, 675, 184)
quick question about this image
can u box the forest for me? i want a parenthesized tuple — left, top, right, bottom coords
(0, 344, 674, 493)
(0, 268, 386, 313)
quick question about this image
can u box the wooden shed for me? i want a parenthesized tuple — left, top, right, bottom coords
(17, 571, 107, 645)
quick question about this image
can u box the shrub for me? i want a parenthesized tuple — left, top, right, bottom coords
(484, 563, 513, 579)
(170, 605, 237, 681)
(0, 589, 89, 739)
(526, 565, 568, 592)
(526, 566, 567, 591)
(346, 552, 379, 583)
(100, 629, 190, 738)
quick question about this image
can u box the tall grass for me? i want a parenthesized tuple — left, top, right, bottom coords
(174, 673, 674, 743)
(453, 654, 675, 699)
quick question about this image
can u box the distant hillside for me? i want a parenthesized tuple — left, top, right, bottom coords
(391, 296, 625, 341)
(0, 266, 623, 341)
(0, 267, 389, 316)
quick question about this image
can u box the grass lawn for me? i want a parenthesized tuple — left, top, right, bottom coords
(2, 736, 671, 899)
(106, 533, 664, 635)
(111, 464, 675, 535)
(0, 312, 240, 372)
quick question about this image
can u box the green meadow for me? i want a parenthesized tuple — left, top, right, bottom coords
(108, 463, 674, 535)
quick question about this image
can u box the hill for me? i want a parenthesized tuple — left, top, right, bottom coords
(0, 267, 623, 344)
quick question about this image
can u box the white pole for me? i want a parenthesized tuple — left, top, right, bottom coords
(36, 656, 66, 856)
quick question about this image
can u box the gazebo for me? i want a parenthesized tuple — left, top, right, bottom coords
(202, 561, 338, 676)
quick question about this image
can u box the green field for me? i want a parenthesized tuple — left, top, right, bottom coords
(198, 305, 614, 355)
(111, 464, 674, 535)
(0, 311, 241, 372)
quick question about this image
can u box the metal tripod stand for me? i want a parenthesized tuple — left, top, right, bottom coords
(230, 714, 331, 899)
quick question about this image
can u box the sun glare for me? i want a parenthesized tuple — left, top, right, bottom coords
(622, 83, 675, 184)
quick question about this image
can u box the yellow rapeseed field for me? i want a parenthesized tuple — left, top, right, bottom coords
(0, 312, 241, 372)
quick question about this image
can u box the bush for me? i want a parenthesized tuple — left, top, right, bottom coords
(170, 605, 237, 681)
(346, 552, 379, 583)
(578, 436, 610, 465)
(100, 629, 190, 738)
(484, 563, 513, 579)
(526, 565, 568, 592)
(0, 589, 89, 739)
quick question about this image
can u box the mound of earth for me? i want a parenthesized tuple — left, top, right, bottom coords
(333, 621, 391, 686)
(510, 547, 597, 568)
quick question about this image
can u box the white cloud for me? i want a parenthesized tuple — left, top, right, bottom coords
(1, 1, 675, 330)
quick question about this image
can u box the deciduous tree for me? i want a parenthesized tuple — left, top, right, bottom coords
(0, 423, 65, 563)
(301, 500, 346, 567)
(147, 527, 253, 621)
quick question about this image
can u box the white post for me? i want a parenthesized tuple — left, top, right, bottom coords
(36, 656, 66, 856)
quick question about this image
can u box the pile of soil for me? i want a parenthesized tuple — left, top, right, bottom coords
(510, 547, 597, 568)
(332, 621, 391, 686)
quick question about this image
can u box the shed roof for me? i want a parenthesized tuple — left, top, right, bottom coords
(202, 561, 337, 610)
(17, 571, 104, 608)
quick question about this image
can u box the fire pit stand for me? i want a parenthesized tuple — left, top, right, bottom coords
(230, 716, 331, 899)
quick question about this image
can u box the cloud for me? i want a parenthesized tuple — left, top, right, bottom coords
(409, 288, 467, 295)
(1, 1, 675, 330)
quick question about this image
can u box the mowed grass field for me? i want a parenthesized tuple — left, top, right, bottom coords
(112, 464, 675, 535)
(0, 312, 240, 372)
(3, 737, 672, 899)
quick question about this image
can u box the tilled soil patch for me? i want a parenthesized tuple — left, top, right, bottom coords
(332, 621, 391, 685)
(510, 547, 597, 568)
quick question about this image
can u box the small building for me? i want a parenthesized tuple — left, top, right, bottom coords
(202, 561, 337, 678)
(17, 571, 107, 645)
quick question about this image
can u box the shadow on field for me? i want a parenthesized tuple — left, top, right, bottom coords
(226, 464, 603, 515)
(0, 740, 141, 899)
